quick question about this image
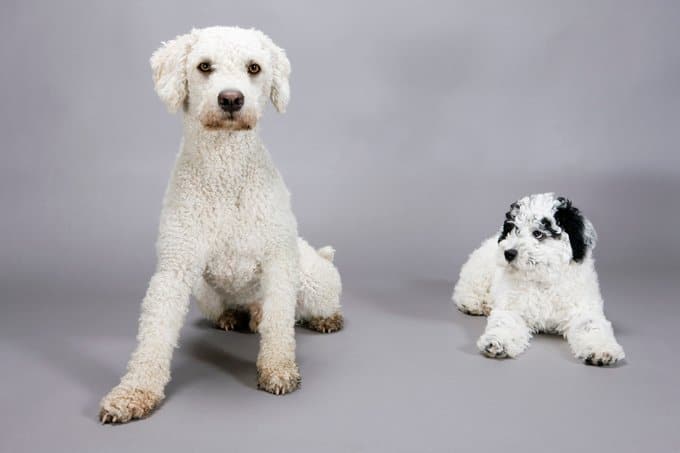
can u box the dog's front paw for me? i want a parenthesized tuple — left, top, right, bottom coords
(456, 299, 490, 316)
(583, 345, 625, 367)
(477, 334, 508, 358)
(257, 360, 301, 395)
(99, 385, 161, 424)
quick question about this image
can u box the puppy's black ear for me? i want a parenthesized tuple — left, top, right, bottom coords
(498, 202, 519, 242)
(554, 197, 597, 262)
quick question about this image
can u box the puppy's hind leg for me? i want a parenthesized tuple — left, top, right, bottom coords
(453, 237, 497, 316)
(296, 238, 343, 333)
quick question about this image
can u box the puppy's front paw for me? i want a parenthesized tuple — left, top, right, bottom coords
(477, 334, 508, 358)
(99, 386, 161, 424)
(257, 361, 301, 395)
(584, 346, 625, 367)
(456, 299, 490, 316)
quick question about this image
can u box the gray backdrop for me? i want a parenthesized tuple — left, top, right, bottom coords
(1, 1, 679, 452)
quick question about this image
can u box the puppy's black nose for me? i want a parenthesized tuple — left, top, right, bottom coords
(218, 90, 244, 113)
(504, 249, 518, 262)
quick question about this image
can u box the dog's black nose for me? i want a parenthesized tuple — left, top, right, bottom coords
(504, 249, 518, 262)
(218, 90, 244, 113)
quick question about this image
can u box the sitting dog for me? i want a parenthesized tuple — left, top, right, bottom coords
(100, 26, 343, 424)
(452, 193, 625, 366)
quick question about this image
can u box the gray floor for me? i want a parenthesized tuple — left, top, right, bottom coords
(1, 268, 678, 453)
(2, 1, 680, 451)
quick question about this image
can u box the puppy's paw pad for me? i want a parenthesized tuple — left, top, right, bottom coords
(584, 349, 624, 367)
(99, 387, 161, 424)
(479, 336, 508, 358)
(303, 312, 344, 333)
(257, 361, 301, 395)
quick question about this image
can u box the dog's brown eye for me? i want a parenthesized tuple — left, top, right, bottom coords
(533, 230, 544, 240)
(247, 63, 261, 75)
(198, 62, 212, 73)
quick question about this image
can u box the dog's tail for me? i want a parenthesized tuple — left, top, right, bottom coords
(317, 246, 335, 262)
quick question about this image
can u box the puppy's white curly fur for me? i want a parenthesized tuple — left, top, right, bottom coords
(100, 26, 342, 424)
(453, 193, 624, 365)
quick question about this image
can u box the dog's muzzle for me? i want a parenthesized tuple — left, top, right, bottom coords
(218, 90, 244, 113)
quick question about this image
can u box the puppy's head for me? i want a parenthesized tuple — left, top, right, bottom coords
(497, 193, 597, 277)
(150, 26, 291, 130)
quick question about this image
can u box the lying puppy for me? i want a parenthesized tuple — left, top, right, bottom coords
(453, 193, 625, 366)
(100, 26, 342, 424)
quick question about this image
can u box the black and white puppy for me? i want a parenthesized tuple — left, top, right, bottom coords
(452, 193, 625, 365)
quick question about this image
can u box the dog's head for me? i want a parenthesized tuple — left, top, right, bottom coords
(497, 193, 597, 277)
(150, 26, 291, 130)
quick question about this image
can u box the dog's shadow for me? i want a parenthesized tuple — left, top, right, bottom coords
(10, 316, 268, 423)
(450, 309, 489, 356)
(167, 319, 260, 396)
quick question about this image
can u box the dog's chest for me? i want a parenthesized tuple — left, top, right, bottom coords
(204, 215, 267, 293)
(500, 280, 571, 327)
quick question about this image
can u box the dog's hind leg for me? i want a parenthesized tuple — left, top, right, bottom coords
(296, 238, 343, 333)
(194, 277, 253, 332)
(452, 237, 497, 316)
(193, 277, 225, 323)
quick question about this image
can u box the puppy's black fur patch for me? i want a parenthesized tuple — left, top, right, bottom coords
(540, 217, 561, 238)
(499, 221, 515, 242)
(499, 202, 519, 242)
(554, 197, 589, 262)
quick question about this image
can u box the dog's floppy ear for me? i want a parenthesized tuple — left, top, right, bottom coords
(498, 201, 520, 242)
(150, 32, 195, 113)
(258, 31, 291, 113)
(554, 197, 597, 262)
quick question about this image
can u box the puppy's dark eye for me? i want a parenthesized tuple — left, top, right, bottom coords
(197, 62, 212, 73)
(247, 62, 261, 75)
(532, 230, 545, 240)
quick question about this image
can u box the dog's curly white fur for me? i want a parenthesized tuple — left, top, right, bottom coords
(452, 193, 624, 366)
(100, 26, 342, 424)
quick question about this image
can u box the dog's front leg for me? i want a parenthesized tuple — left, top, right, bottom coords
(100, 227, 205, 423)
(477, 309, 532, 358)
(565, 313, 625, 366)
(256, 244, 301, 395)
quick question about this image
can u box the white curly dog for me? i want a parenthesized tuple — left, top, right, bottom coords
(453, 193, 625, 366)
(100, 26, 343, 424)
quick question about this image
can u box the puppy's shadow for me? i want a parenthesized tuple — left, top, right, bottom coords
(450, 308, 487, 356)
